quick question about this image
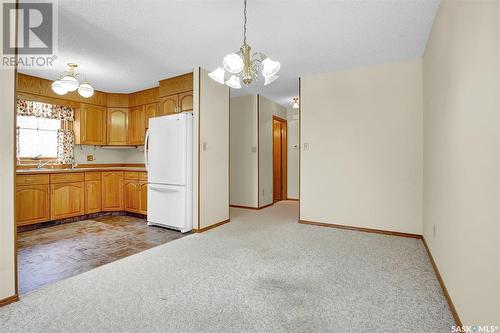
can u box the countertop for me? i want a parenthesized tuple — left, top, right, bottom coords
(17, 167, 147, 175)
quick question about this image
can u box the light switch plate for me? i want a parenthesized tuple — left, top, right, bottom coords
(87, 154, 94, 161)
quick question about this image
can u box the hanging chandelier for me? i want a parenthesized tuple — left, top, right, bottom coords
(208, 0, 280, 89)
(52, 63, 95, 98)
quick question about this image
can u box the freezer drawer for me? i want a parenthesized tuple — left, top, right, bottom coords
(147, 183, 191, 233)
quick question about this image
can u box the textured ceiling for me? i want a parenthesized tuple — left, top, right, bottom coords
(19, 0, 439, 107)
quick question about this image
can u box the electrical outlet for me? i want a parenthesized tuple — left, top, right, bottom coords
(262, 188, 265, 196)
(86, 154, 94, 161)
(251, 146, 257, 153)
(433, 224, 436, 237)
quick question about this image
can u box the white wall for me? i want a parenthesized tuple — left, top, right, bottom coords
(0, 0, 16, 301)
(258, 95, 287, 207)
(198, 68, 230, 228)
(74, 145, 144, 164)
(300, 59, 423, 235)
(287, 108, 299, 200)
(230, 95, 258, 207)
(423, 0, 499, 326)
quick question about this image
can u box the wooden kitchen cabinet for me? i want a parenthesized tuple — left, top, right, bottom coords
(158, 95, 178, 116)
(107, 108, 129, 145)
(74, 104, 107, 145)
(124, 181, 140, 213)
(16, 184, 50, 226)
(144, 103, 157, 128)
(102, 171, 124, 211)
(179, 91, 193, 112)
(85, 180, 102, 214)
(50, 182, 85, 220)
(128, 106, 146, 145)
(139, 182, 148, 215)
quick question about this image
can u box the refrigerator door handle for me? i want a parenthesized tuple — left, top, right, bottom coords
(144, 128, 150, 171)
(149, 184, 181, 193)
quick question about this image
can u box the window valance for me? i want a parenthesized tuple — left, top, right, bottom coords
(17, 99, 74, 121)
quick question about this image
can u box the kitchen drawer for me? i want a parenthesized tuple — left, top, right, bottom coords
(16, 174, 49, 185)
(139, 172, 148, 181)
(85, 172, 102, 181)
(124, 171, 139, 180)
(50, 172, 85, 184)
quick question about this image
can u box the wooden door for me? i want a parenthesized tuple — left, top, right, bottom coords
(179, 91, 193, 112)
(85, 180, 102, 214)
(158, 95, 179, 116)
(79, 104, 106, 145)
(102, 171, 124, 211)
(128, 106, 146, 145)
(107, 108, 129, 145)
(144, 103, 157, 128)
(124, 181, 140, 213)
(50, 182, 85, 220)
(273, 117, 287, 202)
(16, 185, 50, 226)
(139, 182, 148, 215)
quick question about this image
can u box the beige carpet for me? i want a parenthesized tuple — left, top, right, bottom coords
(0, 201, 453, 332)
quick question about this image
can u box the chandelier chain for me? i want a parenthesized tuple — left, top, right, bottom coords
(243, 0, 247, 45)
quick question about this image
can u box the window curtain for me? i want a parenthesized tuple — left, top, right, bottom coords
(17, 99, 75, 164)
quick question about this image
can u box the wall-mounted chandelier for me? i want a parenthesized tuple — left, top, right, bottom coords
(51, 63, 94, 98)
(208, 0, 280, 89)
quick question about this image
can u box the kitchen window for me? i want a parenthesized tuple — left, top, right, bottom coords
(16, 99, 76, 165)
(17, 115, 61, 159)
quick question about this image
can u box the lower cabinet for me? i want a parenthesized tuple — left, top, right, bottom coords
(16, 170, 147, 227)
(102, 171, 124, 211)
(16, 184, 50, 226)
(50, 182, 85, 220)
(85, 180, 102, 214)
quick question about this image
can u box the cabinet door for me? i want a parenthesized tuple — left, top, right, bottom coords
(102, 171, 124, 211)
(50, 182, 85, 220)
(158, 95, 179, 116)
(85, 180, 102, 214)
(144, 103, 157, 129)
(124, 181, 140, 213)
(79, 104, 106, 145)
(16, 185, 50, 226)
(128, 106, 146, 145)
(107, 108, 129, 145)
(179, 91, 193, 112)
(139, 182, 148, 215)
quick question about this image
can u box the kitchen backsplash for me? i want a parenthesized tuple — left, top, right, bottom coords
(74, 145, 145, 165)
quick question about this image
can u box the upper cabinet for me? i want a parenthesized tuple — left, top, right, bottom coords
(144, 103, 157, 129)
(158, 94, 179, 116)
(74, 104, 107, 145)
(158, 72, 193, 116)
(179, 91, 193, 112)
(128, 105, 146, 145)
(107, 108, 129, 145)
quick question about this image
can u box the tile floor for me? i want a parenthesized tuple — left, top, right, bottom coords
(17, 215, 185, 294)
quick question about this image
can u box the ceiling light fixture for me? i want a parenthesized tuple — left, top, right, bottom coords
(52, 63, 95, 98)
(292, 97, 299, 109)
(208, 0, 280, 89)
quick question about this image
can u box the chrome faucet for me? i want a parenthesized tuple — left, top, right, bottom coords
(37, 159, 53, 169)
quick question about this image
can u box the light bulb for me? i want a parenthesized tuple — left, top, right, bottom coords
(78, 81, 94, 98)
(225, 75, 241, 89)
(223, 53, 244, 74)
(208, 67, 225, 84)
(262, 58, 280, 78)
(264, 74, 279, 86)
(51, 80, 67, 95)
(60, 75, 79, 92)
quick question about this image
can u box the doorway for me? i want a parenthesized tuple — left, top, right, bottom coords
(273, 116, 287, 202)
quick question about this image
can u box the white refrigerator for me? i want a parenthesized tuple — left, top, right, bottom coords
(144, 112, 193, 233)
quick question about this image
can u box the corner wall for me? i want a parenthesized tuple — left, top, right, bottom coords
(230, 95, 258, 207)
(0, 0, 17, 301)
(287, 108, 299, 200)
(423, 0, 500, 325)
(300, 59, 423, 235)
(198, 68, 230, 228)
